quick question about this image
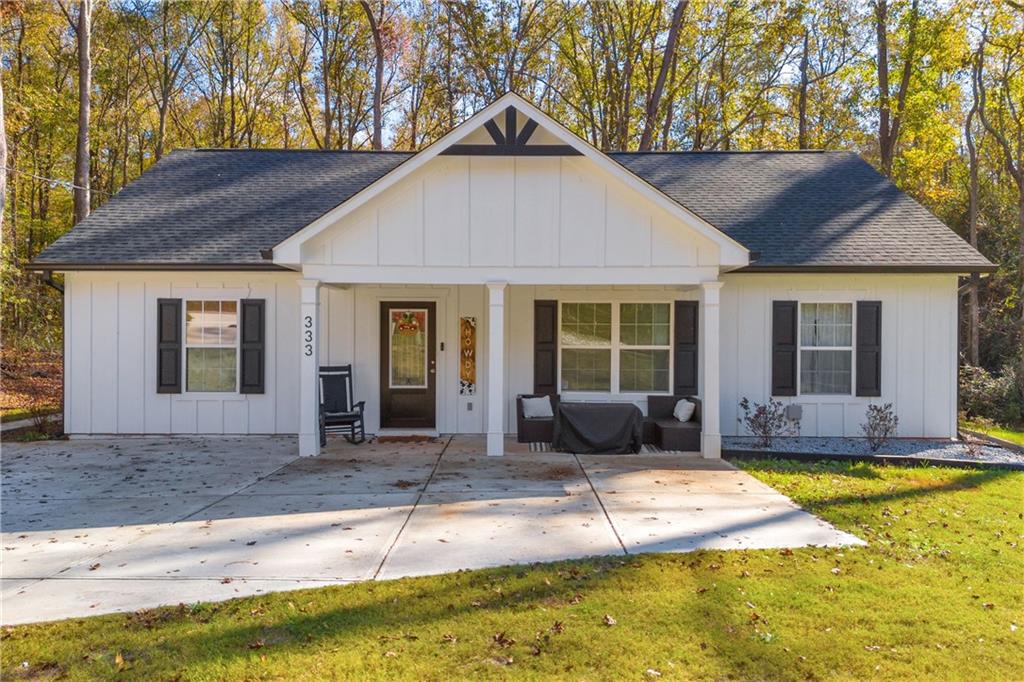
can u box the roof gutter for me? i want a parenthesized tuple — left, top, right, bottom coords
(735, 263, 999, 274)
(27, 262, 295, 273)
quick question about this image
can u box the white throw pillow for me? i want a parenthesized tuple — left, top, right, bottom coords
(673, 399, 696, 422)
(522, 395, 554, 419)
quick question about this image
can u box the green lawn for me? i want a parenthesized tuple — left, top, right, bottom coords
(962, 420, 1024, 447)
(3, 461, 1021, 681)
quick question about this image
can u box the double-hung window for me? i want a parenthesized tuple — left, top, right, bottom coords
(559, 302, 672, 393)
(799, 302, 853, 395)
(560, 303, 613, 391)
(619, 303, 671, 392)
(185, 300, 239, 392)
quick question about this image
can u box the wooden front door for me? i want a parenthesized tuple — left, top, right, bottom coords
(380, 302, 437, 428)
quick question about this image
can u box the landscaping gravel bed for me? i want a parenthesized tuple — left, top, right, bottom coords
(723, 436, 1024, 467)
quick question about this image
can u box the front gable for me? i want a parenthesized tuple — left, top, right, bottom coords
(277, 93, 749, 283)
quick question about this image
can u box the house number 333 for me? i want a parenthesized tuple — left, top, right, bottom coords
(303, 315, 313, 356)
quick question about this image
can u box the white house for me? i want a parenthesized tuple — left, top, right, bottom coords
(33, 94, 994, 458)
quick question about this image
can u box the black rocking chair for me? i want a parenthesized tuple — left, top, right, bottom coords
(319, 365, 366, 445)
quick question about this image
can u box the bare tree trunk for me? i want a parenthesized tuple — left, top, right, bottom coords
(797, 31, 809, 149)
(74, 0, 91, 224)
(360, 1, 384, 150)
(874, 0, 918, 177)
(639, 1, 686, 151)
(965, 91, 980, 366)
(319, 2, 332, 149)
(874, 0, 890, 172)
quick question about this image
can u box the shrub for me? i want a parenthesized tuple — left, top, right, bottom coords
(959, 363, 1023, 426)
(737, 397, 799, 448)
(861, 403, 899, 452)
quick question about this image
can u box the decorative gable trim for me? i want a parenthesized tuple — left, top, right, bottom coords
(441, 106, 581, 156)
(271, 93, 750, 268)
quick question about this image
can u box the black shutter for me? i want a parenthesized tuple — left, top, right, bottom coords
(674, 300, 699, 395)
(771, 300, 798, 396)
(239, 299, 266, 394)
(534, 300, 558, 395)
(856, 300, 882, 397)
(157, 298, 182, 394)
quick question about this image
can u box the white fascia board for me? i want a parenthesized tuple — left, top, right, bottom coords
(301, 264, 722, 286)
(273, 93, 751, 269)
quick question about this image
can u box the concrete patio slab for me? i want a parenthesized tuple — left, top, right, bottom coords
(1, 577, 354, 625)
(429, 451, 590, 494)
(1, 435, 863, 625)
(2, 437, 296, 499)
(59, 493, 417, 581)
(593, 490, 864, 553)
(378, 489, 622, 579)
(243, 454, 438, 495)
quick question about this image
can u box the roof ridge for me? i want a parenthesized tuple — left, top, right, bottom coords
(182, 147, 416, 154)
(608, 149, 853, 155)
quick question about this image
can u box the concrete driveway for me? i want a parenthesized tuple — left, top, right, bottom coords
(1, 436, 862, 624)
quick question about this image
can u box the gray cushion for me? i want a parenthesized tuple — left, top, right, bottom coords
(521, 395, 554, 419)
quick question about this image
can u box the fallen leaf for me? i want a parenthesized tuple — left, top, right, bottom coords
(603, 614, 617, 626)
(492, 632, 516, 648)
(646, 669, 662, 678)
(248, 639, 265, 650)
(441, 633, 458, 644)
(114, 652, 125, 670)
(89, 564, 100, 571)
(551, 621, 565, 634)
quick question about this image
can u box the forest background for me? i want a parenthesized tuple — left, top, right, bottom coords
(1, 0, 1022, 426)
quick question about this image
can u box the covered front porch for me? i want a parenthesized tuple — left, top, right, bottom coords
(267, 95, 751, 458)
(295, 280, 725, 459)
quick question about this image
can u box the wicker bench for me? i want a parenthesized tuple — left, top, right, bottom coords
(645, 395, 702, 451)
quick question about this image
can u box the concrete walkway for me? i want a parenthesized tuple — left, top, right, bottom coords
(1, 436, 862, 624)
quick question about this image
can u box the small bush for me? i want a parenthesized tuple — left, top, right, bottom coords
(861, 403, 899, 452)
(738, 397, 800, 448)
(959, 363, 1023, 426)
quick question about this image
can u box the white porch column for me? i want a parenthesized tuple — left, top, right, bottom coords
(486, 282, 507, 456)
(700, 281, 723, 458)
(298, 278, 322, 457)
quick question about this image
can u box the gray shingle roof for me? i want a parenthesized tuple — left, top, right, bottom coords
(34, 147, 993, 272)
(33, 149, 413, 268)
(610, 150, 993, 271)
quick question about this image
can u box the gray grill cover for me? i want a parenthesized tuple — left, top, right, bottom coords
(553, 402, 643, 454)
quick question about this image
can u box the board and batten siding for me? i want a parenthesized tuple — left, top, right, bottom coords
(64, 271, 303, 435)
(63, 273, 960, 439)
(719, 273, 959, 438)
(303, 155, 721, 272)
